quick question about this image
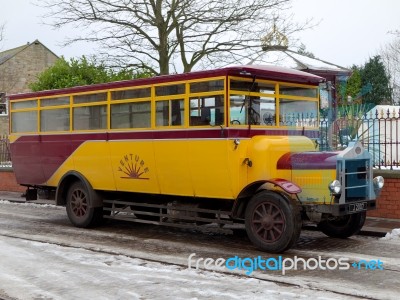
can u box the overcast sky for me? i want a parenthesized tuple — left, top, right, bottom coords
(1, 0, 400, 69)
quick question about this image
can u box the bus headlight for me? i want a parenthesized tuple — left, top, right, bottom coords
(373, 176, 384, 190)
(328, 179, 342, 194)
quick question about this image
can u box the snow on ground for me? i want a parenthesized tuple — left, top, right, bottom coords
(1, 200, 399, 299)
(381, 228, 400, 241)
(0, 236, 356, 300)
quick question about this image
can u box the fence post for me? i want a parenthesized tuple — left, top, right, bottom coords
(0, 134, 12, 169)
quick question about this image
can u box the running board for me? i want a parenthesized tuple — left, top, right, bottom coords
(103, 199, 234, 234)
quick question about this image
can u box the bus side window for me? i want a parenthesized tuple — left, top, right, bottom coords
(190, 95, 224, 126)
(156, 99, 184, 127)
(73, 105, 107, 130)
(171, 100, 183, 125)
(110, 101, 151, 129)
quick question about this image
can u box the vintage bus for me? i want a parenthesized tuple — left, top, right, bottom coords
(8, 65, 384, 253)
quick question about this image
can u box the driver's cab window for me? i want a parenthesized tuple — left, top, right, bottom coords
(229, 79, 276, 126)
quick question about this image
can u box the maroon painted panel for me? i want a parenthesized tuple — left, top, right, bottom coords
(40, 134, 73, 180)
(11, 135, 78, 185)
(10, 135, 47, 185)
(277, 151, 338, 170)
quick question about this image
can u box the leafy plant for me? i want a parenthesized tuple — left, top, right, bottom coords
(29, 56, 152, 91)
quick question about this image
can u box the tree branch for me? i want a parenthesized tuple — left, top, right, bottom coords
(37, 0, 313, 74)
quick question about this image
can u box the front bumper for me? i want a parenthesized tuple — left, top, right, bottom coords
(303, 199, 376, 216)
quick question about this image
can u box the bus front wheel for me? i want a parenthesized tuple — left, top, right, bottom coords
(317, 212, 366, 238)
(245, 191, 301, 253)
(66, 181, 103, 228)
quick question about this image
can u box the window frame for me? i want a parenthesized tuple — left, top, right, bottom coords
(228, 76, 319, 128)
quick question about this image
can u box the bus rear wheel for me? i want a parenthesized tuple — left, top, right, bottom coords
(317, 211, 366, 238)
(66, 181, 103, 228)
(245, 191, 301, 253)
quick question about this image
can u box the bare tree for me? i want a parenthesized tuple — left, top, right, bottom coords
(37, 0, 310, 75)
(380, 36, 400, 105)
(0, 23, 4, 44)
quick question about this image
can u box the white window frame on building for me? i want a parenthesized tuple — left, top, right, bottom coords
(0, 93, 7, 116)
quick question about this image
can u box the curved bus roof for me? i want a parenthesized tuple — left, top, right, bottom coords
(9, 64, 324, 100)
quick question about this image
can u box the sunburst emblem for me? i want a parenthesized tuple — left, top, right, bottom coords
(118, 154, 149, 180)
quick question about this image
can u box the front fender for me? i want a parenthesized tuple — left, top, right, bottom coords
(262, 178, 302, 194)
(233, 179, 301, 218)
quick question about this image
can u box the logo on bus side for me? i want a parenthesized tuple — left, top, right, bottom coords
(118, 154, 149, 180)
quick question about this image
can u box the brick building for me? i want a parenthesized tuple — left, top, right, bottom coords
(0, 40, 59, 135)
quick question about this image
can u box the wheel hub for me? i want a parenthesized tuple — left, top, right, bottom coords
(75, 198, 83, 209)
(261, 215, 274, 230)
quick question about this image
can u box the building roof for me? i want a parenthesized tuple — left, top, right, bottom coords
(0, 39, 58, 65)
(242, 25, 352, 78)
(246, 49, 351, 76)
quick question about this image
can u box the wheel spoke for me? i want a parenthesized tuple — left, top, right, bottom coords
(256, 226, 264, 234)
(272, 226, 282, 235)
(269, 229, 276, 241)
(268, 203, 273, 215)
(263, 229, 268, 240)
(255, 210, 264, 218)
(261, 203, 267, 215)
(272, 210, 281, 218)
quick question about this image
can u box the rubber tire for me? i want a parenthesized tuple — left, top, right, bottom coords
(317, 211, 366, 238)
(66, 181, 103, 228)
(245, 191, 302, 253)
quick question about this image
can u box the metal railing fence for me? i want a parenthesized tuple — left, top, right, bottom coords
(319, 107, 400, 170)
(0, 135, 12, 168)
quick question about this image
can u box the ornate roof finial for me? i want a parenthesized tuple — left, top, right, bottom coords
(261, 23, 288, 51)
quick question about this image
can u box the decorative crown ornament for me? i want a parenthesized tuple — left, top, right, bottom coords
(261, 24, 289, 51)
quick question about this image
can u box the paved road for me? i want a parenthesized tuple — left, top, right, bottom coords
(0, 201, 398, 299)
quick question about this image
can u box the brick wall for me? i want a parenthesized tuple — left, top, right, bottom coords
(0, 117, 8, 135)
(368, 171, 400, 219)
(0, 169, 25, 192)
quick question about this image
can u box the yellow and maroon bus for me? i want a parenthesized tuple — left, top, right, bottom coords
(8, 65, 384, 253)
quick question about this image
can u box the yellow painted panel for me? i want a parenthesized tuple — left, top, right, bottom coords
(47, 141, 115, 190)
(109, 141, 159, 194)
(72, 141, 116, 190)
(247, 136, 315, 183)
(293, 169, 336, 204)
(187, 139, 233, 198)
(153, 140, 192, 195)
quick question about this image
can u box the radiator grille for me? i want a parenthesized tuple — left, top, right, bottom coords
(344, 159, 369, 202)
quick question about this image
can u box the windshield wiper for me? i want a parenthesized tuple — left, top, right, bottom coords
(240, 75, 257, 112)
